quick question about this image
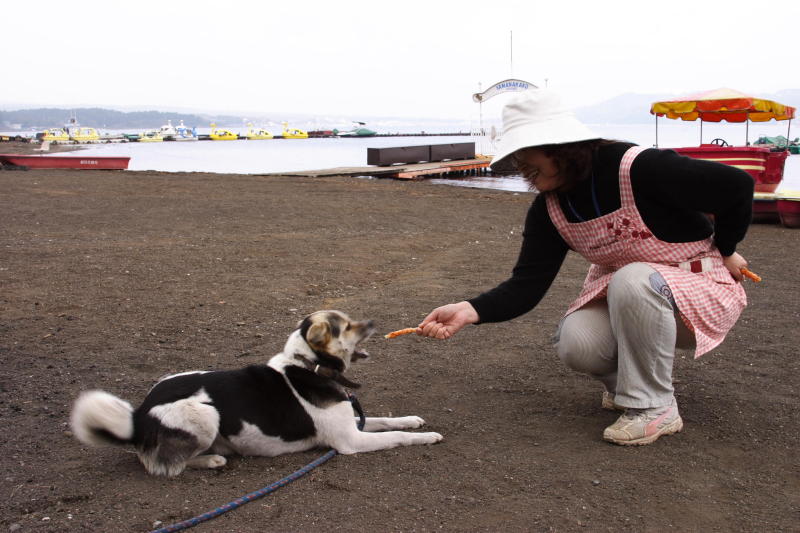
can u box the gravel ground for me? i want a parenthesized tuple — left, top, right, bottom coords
(1, 144, 798, 532)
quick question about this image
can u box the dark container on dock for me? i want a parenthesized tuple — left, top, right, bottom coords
(429, 142, 475, 162)
(367, 145, 431, 166)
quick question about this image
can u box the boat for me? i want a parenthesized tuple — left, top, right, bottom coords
(777, 191, 800, 228)
(63, 114, 102, 143)
(307, 129, 336, 138)
(40, 128, 70, 142)
(244, 122, 273, 140)
(69, 127, 101, 143)
(672, 144, 788, 193)
(138, 130, 164, 142)
(158, 120, 178, 141)
(752, 192, 780, 223)
(754, 135, 800, 155)
(173, 120, 198, 141)
(209, 123, 238, 141)
(650, 88, 795, 194)
(281, 122, 308, 139)
(335, 121, 377, 137)
(0, 153, 130, 170)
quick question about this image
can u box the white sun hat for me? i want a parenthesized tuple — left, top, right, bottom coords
(489, 89, 600, 171)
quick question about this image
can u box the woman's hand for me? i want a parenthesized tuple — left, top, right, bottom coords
(417, 301, 480, 340)
(723, 252, 748, 282)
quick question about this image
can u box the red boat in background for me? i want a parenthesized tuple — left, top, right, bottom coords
(650, 88, 795, 192)
(0, 154, 130, 170)
(671, 144, 788, 193)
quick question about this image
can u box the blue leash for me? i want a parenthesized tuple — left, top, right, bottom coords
(149, 394, 365, 533)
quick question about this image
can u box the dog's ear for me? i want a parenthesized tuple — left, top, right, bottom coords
(306, 321, 331, 350)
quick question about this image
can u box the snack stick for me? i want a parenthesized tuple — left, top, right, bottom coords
(740, 267, 762, 282)
(384, 327, 417, 339)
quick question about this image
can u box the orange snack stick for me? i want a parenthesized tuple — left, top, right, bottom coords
(384, 327, 417, 339)
(740, 267, 762, 282)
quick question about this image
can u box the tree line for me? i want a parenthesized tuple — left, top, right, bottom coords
(0, 108, 244, 130)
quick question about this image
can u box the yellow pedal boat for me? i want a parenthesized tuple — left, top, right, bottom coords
(210, 123, 238, 141)
(41, 128, 70, 142)
(244, 122, 273, 140)
(139, 130, 164, 142)
(281, 122, 308, 139)
(69, 127, 100, 143)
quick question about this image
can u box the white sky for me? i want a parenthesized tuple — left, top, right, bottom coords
(2, 0, 798, 121)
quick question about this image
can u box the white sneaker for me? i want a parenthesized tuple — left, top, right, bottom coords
(603, 399, 683, 446)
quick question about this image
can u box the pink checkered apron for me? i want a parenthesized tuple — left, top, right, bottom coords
(546, 146, 747, 358)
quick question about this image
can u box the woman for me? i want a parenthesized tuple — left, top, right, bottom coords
(418, 90, 753, 446)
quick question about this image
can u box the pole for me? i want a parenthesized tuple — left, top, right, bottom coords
(478, 82, 483, 136)
(510, 30, 513, 77)
(746, 113, 750, 145)
(700, 120, 703, 145)
(655, 115, 659, 148)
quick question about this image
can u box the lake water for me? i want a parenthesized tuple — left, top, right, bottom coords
(36, 121, 800, 192)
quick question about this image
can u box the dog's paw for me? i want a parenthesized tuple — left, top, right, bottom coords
(207, 455, 227, 469)
(419, 432, 444, 445)
(397, 416, 425, 429)
(187, 454, 227, 469)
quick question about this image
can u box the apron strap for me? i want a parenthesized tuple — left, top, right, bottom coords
(618, 146, 648, 208)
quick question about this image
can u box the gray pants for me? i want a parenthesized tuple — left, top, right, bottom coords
(554, 262, 695, 409)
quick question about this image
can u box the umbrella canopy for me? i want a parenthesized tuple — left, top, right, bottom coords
(650, 88, 796, 123)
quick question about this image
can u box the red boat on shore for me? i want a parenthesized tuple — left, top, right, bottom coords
(0, 153, 130, 170)
(650, 88, 796, 227)
(777, 192, 800, 228)
(651, 88, 795, 191)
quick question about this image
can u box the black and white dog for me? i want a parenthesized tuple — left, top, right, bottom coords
(70, 310, 443, 476)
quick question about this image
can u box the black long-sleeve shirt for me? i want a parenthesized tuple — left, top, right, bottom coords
(468, 142, 754, 324)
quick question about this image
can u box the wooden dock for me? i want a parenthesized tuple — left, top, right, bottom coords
(271, 158, 491, 180)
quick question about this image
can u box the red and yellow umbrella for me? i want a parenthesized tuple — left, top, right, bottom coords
(650, 88, 795, 123)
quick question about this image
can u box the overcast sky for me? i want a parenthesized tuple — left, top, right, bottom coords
(3, 0, 797, 121)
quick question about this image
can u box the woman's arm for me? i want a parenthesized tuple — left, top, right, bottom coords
(467, 196, 569, 323)
(418, 197, 568, 339)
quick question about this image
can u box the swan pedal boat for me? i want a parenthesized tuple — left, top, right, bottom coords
(69, 127, 101, 143)
(209, 123, 238, 141)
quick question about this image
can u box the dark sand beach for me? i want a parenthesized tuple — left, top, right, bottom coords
(1, 142, 799, 532)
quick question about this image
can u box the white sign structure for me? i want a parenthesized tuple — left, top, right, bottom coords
(471, 78, 539, 151)
(472, 79, 538, 103)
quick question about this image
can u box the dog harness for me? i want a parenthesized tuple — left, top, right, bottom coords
(545, 145, 747, 358)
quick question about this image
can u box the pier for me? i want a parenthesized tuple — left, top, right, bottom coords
(271, 158, 491, 180)
(273, 141, 491, 180)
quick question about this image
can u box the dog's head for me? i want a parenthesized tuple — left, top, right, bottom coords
(298, 310, 375, 372)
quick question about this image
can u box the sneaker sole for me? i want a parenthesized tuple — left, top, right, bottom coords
(603, 416, 684, 446)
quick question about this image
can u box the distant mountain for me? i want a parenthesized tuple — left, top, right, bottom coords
(768, 89, 800, 108)
(575, 93, 672, 124)
(575, 89, 800, 125)
(0, 108, 245, 130)
(3, 89, 799, 130)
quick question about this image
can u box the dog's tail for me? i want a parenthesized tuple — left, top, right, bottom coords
(70, 390, 134, 446)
